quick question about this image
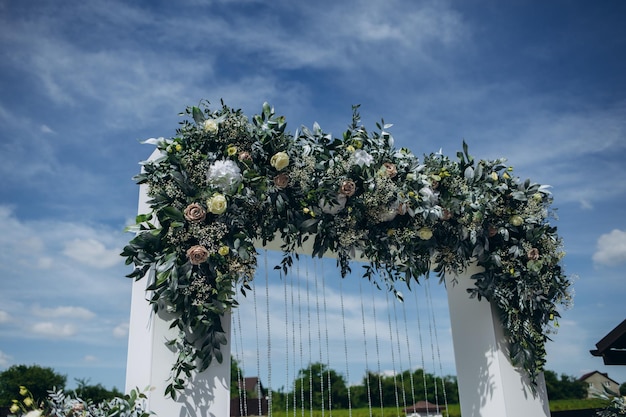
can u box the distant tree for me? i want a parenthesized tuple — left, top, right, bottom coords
(353, 369, 458, 408)
(544, 370, 587, 400)
(0, 364, 66, 406)
(620, 382, 626, 396)
(230, 358, 244, 398)
(293, 363, 349, 409)
(71, 378, 122, 403)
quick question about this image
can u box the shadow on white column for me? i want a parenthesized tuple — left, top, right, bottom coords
(446, 263, 550, 417)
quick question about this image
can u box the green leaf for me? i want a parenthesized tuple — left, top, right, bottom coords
(192, 106, 204, 125)
(161, 206, 185, 222)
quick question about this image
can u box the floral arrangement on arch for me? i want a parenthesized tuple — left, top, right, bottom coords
(122, 101, 572, 398)
(9, 386, 150, 417)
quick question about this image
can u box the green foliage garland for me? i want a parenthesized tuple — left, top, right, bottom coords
(122, 101, 572, 397)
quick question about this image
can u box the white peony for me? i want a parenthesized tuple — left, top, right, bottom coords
(207, 160, 242, 192)
(203, 119, 219, 134)
(352, 149, 374, 167)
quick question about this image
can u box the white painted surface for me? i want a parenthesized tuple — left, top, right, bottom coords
(125, 150, 231, 417)
(446, 263, 550, 417)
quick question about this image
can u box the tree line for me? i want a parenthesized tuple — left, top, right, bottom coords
(0, 365, 122, 407)
(2, 362, 623, 410)
(232, 360, 459, 410)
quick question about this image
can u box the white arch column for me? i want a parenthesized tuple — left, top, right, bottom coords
(125, 173, 232, 417)
(446, 263, 550, 417)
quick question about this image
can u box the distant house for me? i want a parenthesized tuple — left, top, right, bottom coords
(231, 377, 268, 417)
(579, 371, 620, 398)
(403, 400, 443, 417)
(238, 376, 266, 398)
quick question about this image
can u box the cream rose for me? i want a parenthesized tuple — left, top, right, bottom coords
(184, 203, 206, 222)
(509, 215, 524, 227)
(207, 193, 227, 215)
(187, 245, 210, 265)
(417, 227, 433, 240)
(218, 245, 230, 256)
(270, 151, 290, 170)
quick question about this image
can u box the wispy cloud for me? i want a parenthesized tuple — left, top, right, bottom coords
(0, 351, 11, 368)
(0, 310, 10, 323)
(63, 239, 122, 269)
(33, 306, 96, 320)
(32, 322, 77, 338)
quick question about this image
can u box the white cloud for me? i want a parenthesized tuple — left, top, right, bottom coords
(113, 322, 129, 338)
(40, 124, 54, 134)
(0, 350, 11, 367)
(36, 257, 54, 269)
(593, 229, 626, 266)
(0, 310, 10, 323)
(33, 306, 96, 320)
(0, 206, 131, 308)
(579, 199, 593, 210)
(31, 322, 77, 338)
(83, 355, 98, 362)
(62, 238, 121, 269)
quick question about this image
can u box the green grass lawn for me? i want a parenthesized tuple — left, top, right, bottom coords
(268, 399, 610, 416)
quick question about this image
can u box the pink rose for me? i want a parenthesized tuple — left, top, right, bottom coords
(238, 151, 252, 162)
(274, 173, 289, 188)
(339, 179, 356, 197)
(186, 245, 210, 265)
(527, 248, 540, 260)
(184, 203, 206, 222)
(383, 162, 397, 178)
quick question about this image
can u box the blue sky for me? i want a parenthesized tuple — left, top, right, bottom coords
(1, 0, 625, 393)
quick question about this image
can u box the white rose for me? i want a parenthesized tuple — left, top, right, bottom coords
(203, 119, 219, 134)
(270, 151, 290, 170)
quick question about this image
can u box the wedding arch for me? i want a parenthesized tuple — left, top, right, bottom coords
(122, 101, 571, 416)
